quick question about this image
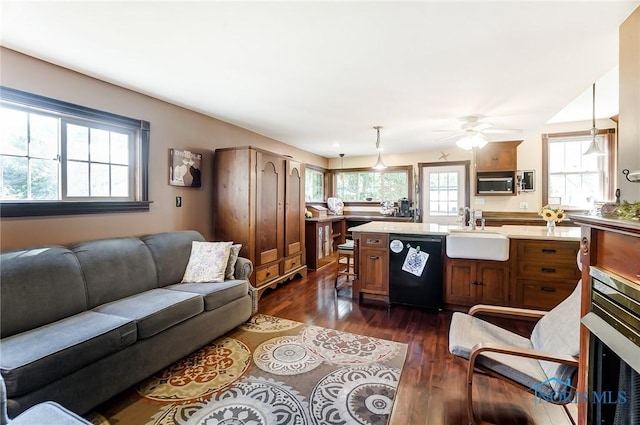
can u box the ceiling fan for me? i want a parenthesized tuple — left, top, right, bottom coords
(434, 115, 523, 150)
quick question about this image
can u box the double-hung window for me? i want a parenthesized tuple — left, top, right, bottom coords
(0, 87, 150, 217)
(542, 129, 616, 209)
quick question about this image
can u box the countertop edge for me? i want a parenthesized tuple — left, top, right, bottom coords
(348, 223, 581, 241)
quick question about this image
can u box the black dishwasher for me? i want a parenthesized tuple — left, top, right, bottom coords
(388, 234, 444, 309)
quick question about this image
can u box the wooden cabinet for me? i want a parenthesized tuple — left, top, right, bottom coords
(444, 258, 510, 306)
(213, 146, 307, 292)
(510, 239, 580, 310)
(352, 232, 389, 300)
(475, 140, 521, 171)
(305, 217, 345, 270)
(475, 140, 522, 196)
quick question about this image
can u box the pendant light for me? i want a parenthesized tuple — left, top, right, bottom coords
(583, 83, 606, 156)
(372, 126, 387, 170)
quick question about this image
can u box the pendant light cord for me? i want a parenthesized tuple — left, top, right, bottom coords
(592, 83, 596, 131)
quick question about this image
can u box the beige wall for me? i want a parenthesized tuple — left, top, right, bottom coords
(0, 48, 328, 249)
(328, 117, 617, 214)
(618, 6, 640, 201)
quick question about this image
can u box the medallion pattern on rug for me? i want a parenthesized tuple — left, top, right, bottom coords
(87, 314, 407, 425)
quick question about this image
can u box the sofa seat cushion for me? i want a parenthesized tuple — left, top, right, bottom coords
(92, 288, 204, 339)
(10, 401, 92, 425)
(166, 279, 248, 311)
(1, 311, 136, 397)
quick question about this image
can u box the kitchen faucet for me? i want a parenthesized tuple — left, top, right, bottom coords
(461, 207, 485, 230)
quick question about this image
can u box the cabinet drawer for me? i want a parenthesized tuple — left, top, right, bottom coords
(360, 233, 389, 248)
(284, 255, 302, 272)
(516, 261, 580, 280)
(256, 264, 279, 285)
(516, 240, 578, 263)
(517, 280, 576, 310)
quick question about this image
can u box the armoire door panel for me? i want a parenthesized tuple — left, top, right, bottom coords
(256, 153, 284, 266)
(260, 248, 279, 265)
(285, 161, 304, 256)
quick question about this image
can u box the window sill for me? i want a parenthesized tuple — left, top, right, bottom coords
(0, 201, 152, 218)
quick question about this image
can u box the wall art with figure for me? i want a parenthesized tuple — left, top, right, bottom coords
(169, 149, 202, 188)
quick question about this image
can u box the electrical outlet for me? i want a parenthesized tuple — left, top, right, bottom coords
(176, 196, 182, 207)
(519, 202, 528, 209)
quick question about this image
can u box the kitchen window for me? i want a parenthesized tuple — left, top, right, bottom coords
(333, 166, 411, 202)
(542, 129, 616, 210)
(0, 87, 150, 217)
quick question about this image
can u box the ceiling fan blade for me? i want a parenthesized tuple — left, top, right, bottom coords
(473, 122, 492, 131)
(482, 128, 523, 134)
(434, 133, 464, 142)
(432, 128, 460, 132)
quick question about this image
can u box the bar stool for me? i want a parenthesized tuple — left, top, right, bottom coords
(335, 239, 356, 290)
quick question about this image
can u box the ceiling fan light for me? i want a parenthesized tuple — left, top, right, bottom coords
(456, 132, 488, 150)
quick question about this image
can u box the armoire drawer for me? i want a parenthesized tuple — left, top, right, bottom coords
(256, 264, 279, 285)
(284, 255, 302, 273)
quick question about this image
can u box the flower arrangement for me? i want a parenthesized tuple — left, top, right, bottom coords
(538, 205, 566, 223)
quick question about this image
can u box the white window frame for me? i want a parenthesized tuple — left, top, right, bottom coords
(542, 130, 616, 210)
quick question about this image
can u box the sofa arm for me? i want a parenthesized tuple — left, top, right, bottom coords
(234, 257, 253, 281)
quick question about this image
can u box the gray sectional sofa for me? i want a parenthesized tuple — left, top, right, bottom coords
(0, 230, 256, 419)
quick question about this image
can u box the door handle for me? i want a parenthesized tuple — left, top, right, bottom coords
(369, 255, 379, 260)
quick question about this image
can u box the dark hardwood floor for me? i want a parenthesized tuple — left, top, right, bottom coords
(257, 265, 573, 425)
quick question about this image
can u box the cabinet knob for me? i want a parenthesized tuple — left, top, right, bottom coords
(541, 286, 556, 292)
(541, 267, 556, 273)
(541, 248, 556, 254)
(471, 280, 482, 285)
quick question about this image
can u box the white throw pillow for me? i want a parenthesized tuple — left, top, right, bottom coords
(225, 244, 242, 280)
(182, 241, 233, 283)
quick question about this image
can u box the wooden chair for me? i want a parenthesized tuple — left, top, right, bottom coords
(448, 281, 581, 425)
(335, 239, 355, 290)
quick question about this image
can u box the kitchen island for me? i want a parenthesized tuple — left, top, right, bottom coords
(349, 222, 581, 310)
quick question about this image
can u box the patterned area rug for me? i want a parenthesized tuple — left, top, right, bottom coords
(87, 314, 407, 425)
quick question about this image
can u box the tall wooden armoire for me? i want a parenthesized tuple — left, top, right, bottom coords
(212, 146, 307, 293)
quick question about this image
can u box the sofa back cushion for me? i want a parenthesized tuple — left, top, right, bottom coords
(69, 237, 158, 308)
(0, 246, 88, 338)
(140, 231, 205, 287)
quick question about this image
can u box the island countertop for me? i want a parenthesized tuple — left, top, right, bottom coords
(348, 221, 581, 241)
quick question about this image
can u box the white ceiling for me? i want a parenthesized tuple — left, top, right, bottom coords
(1, 1, 638, 158)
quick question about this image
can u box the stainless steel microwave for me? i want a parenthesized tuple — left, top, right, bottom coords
(477, 176, 513, 194)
